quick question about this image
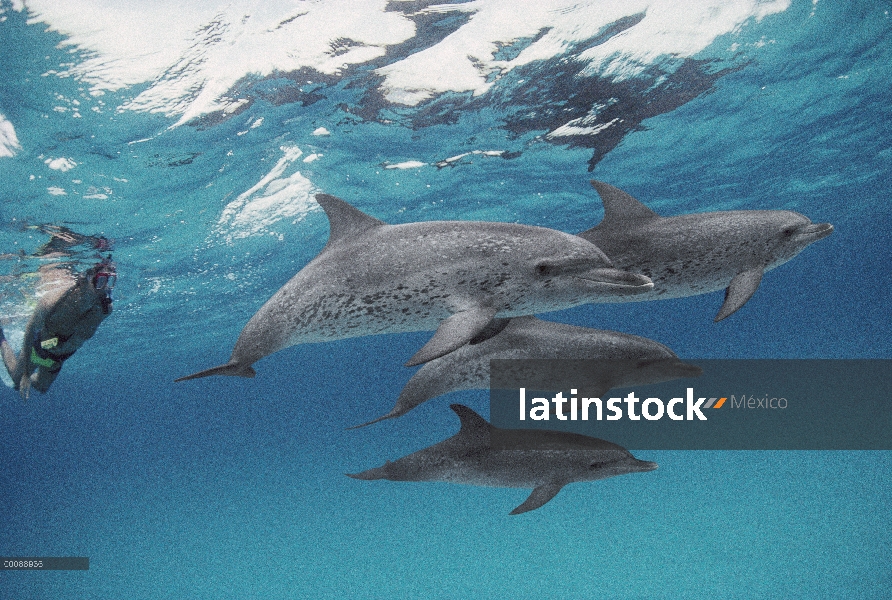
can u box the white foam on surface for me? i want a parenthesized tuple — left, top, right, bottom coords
(547, 118, 618, 138)
(22, 0, 415, 124)
(45, 156, 77, 171)
(216, 145, 317, 242)
(575, 0, 790, 80)
(384, 160, 427, 169)
(19, 0, 789, 119)
(434, 149, 506, 167)
(376, 0, 790, 104)
(0, 114, 21, 158)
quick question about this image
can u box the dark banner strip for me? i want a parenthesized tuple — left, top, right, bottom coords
(0, 557, 89, 570)
(489, 360, 892, 450)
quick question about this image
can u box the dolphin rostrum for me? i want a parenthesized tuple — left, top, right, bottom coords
(350, 316, 701, 428)
(578, 181, 834, 321)
(348, 403, 658, 515)
(176, 194, 653, 381)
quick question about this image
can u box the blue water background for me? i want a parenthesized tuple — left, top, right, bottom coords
(1, 1, 891, 597)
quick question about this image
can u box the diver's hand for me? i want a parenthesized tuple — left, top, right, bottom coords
(18, 374, 30, 401)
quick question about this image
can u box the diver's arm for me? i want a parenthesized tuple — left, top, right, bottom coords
(0, 326, 20, 383)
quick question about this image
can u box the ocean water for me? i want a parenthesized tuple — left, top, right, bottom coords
(1, 1, 890, 598)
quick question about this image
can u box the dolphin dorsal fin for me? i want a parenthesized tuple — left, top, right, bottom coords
(450, 404, 491, 444)
(315, 193, 385, 248)
(589, 180, 659, 230)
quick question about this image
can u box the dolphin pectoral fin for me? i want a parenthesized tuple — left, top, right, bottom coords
(174, 362, 256, 382)
(510, 482, 566, 515)
(715, 268, 764, 322)
(468, 317, 512, 345)
(346, 411, 398, 430)
(581, 383, 612, 400)
(405, 306, 499, 367)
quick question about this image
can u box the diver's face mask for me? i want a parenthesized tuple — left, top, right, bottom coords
(91, 267, 115, 314)
(92, 271, 116, 291)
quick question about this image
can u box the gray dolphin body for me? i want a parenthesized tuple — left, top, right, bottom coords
(176, 194, 653, 381)
(348, 403, 657, 515)
(579, 181, 834, 321)
(351, 316, 701, 428)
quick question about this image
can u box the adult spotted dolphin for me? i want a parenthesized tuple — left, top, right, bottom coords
(348, 403, 657, 515)
(350, 316, 701, 428)
(578, 181, 834, 321)
(176, 194, 653, 381)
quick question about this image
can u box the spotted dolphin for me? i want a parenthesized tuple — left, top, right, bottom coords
(348, 403, 658, 515)
(176, 194, 653, 381)
(350, 316, 701, 428)
(578, 181, 834, 321)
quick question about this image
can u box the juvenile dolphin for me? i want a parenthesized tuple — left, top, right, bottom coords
(348, 403, 657, 515)
(350, 316, 701, 428)
(176, 194, 653, 381)
(578, 181, 834, 321)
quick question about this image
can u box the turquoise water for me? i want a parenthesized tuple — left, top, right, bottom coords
(1, 1, 890, 597)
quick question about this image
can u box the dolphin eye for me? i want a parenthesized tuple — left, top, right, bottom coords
(535, 263, 553, 277)
(782, 226, 797, 237)
(589, 461, 607, 470)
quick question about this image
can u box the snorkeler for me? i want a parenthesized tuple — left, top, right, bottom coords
(0, 257, 116, 399)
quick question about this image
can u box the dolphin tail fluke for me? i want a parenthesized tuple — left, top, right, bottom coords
(174, 362, 256, 382)
(345, 465, 388, 480)
(348, 373, 437, 429)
